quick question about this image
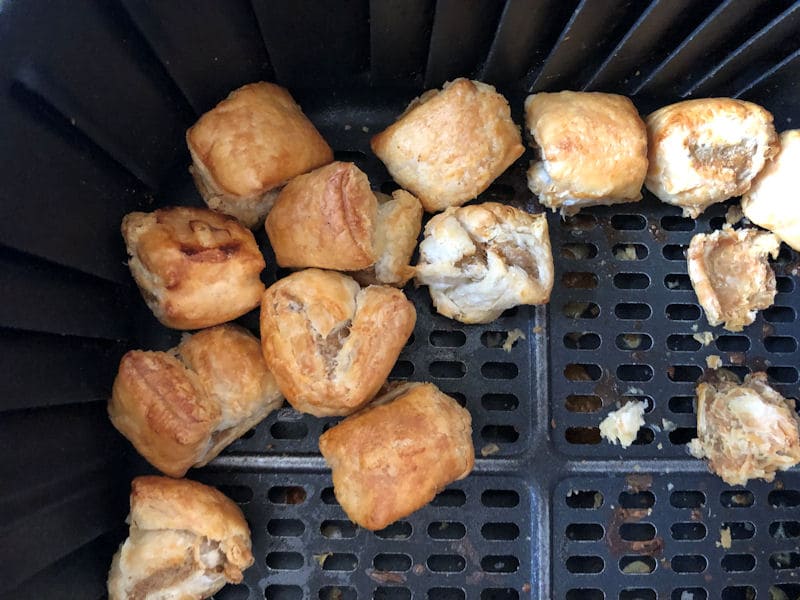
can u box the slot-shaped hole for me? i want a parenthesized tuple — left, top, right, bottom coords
(671, 491, 705, 508)
(667, 334, 701, 351)
(721, 587, 755, 600)
(672, 590, 706, 600)
(320, 520, 356, 539)
(430, 330, 466, 347)
(374, 588, 410, 600)
(567, 555, 605, 574)
(482, 590, 519, 600)
(268, 486, 306, 505)
(612, 214, 646, 230)
(566, 523, 604, 541)
(566, 394, 602, 413)
(668, 395, 694, 413)
(613, 243, 647, 260)
(765, 336, 798, 353)
(566, 427, 601, 444)
(567, 591, 603, 600)
(619, 491, 655, 509)
(661, 215, 694, 231)
(427, 554, 466, 572)
(564, 332, 601, 350)
(770, 551, 800, 570)
(614, 273, 650, 289)
(764, 306, 796, 322)
(725, 365, 751, 379)
(482, 522, 520, 541)
(430, 361, 465, 378)
(266, 552, 303, 570)
(563, 301, 601, 319)
(777, 276, 795, 293)
(716, 335, 750, 351)
(390, 360, 414, 377)
(373, 553, 412, 572)
(428, 521, 466, 540)
(567, 490, 603, 509)
(666, 303, 701, 321)
(620, 590, 655, 600)
(481, 425, 519, 444)
(565, 363, 602, 381)
(482, 489, 519, 508)
(427, 589, 465, 600)
(563, 272, 599, 289)
(769, 490, 800, 507)
(320, 487, 339, 505)
(270, 421, 308, 440)
(669, 427, 697, 444)
(482, 393, 519, 411)
(216, 485, 253, 504)
(374, 521, 412, 539)
(320, 587, 356, 600)
(268, 519, 305, 537)
(620, 523, 655, 541)
(322, 553, 357, 571)
(432, 489, 466, 507)
(721, 491, 754, 508)
(333, 149, 367, 162)
(663, 244, 688, 260)
(671, 522, 706, 541)
(709, 216, 726, 230)
(619, 555, 655, 574)
(265, 586, 302, 600)
(240, 428, 256, 439)
(616, 333, 652, 350)
(776, 245, 794, 263)
(768, 366, 799, 383)
(481, 362, 518, 379)
(405, 333, 415, 347)
(664, 273, 692, 290)
(671, 554, 707, 573)
(770, 520, 800, 538)
(770, 586, 800, 600)
(722, 553, 755, 572)
(562, 214, 597, 230)
(499, 306, 518, 319)
(617, 364, 653, 382)
(481, 331, 517, 349)
(562, 243, 599, 259)
(615, 303, 652, 320)
(668, 365, 702, 382)
(481, 555, 519, 573)
(725, 521, 755, 540)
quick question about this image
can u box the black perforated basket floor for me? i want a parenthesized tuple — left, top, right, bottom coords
(2, 2, 800, 599)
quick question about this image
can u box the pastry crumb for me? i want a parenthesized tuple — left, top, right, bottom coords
(532, 325, 543, 334)
(706, 354, 722, 369)
(717, 525, 732, 549)
(725, 204, 744, 225)
(600, 401, 646, 448)
(621, 560, 651, 574)
(693, 331, 715, 346)
(662, 418, 677, 433)
(503, 328, 526, 352)
(657, 442, 663, 450)
(480, 443, 500, 457)
(615, 245, 638, 261)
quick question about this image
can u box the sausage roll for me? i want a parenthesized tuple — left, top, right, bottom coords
(525, 91, 648, 215)
(687, 226, 779, 332)
(319, 382, 474, 530)
(689, 372, 800, 486)
(645, 98, 779, 217)
(371, 78, 524, 212)
(187, 82, 333, 228)
(107, 476, 254, 600)
(122, 206, 265, 330)
(742, 130, 800, 250)
(415, 202, 554, 324)
(109, 324, 283, 477)
(259, 269, 416, 417)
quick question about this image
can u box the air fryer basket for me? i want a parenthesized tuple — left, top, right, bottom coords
(2, 1, 800, 598)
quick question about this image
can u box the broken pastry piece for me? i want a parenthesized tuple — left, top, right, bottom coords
(687, 226, 779, 331)
(645, 98, 779, 217)
(319, 382, 474, 530)
(265, 162, 422, 280)
(371, 78, 524, 212)
(525, 91, 648, 215)
(742, 130, 800, 251)
(599, 400, 646, 448)
(109, 324, 283, 477)
(187, 82, 333, 228)
(122, 206, 265, 330)
(259, 269, 416, 417)
(107, 476, 254, 600)
(415, 202, 554, 324)
(689, 372, 800, 485)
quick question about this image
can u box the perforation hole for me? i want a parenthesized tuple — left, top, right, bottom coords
(619, 555, 655, 574)
(671, 522, 706, 540)
(672, 589, 706, 600)
(664, 273, 692, 290)
(564, 301, 601, 319)
(429, 361, 465, 378)
(614, 273, 650, 289)
(428, 521, 466, 540)
(427, 589, 464, 600)
(482, 590, 519, 600)
(619, 523, 655, 541)
(668, 396, 694, 413)
(668, 365, 702, 382)
(671, 555, 706, 573)
(481, 331, 519, 349)
(615, 333, 652, 351)
(663, 244, 688, 260)
(613, 243, 647, 260)
(770, 520, 800, 538)
(709, 216, 726, 230)
(565, 363, 602, 381)
(320, 587, 356, 600)
(661, 215, 694, 231)
(725, 365, 751, 379)
(268, 519, 305, 537)
(666, 304, 701, 321)
(390, 360, 414, 377)
(777, 276, 795, 293)
(771, 586, 800, 599)
(765, 336, 798, 353)
(667, 334, 701, 351)
(671, 491, 705, 508)
(562, 214, 597, 230)
(217, 485, 253, 504)
(566, 394, 603, 413)
(482, 489, 519, 508)
(617, 364, 653, 382)
(430, 330, 466, 347)
(567, 490, 603, 509)
(482, 522, 520, 541)
(373, 553, 412, 572)
(776, 244, 795, 263)
(770, 490, 800, 507)
(568, 555, 604, 573)
(563, 272, 599, 289)
(764, 306, 796, 322)
(768, 366, 799, 383)
(770, 551, 800, 569)
(270, 421, 308, 440)
(620, 590, 655, 600)
(481, 425, 519, 444)
(427, 554, 466, 572)
(615, 303, 652, 320)
(721, 491, 754, 508)
(321, 520, 356, 539)
(482, 393, 519, 411)
(266, 552, 303, 570)
(715, 335, 750, 352)
(374, 588, 411, 600)
(240, 428, 256, 439)
(265, 586, 302, 600)
(374, 521, 412, 539)
(482, 555, 519, 573)
(567, 591, 602, 600)
(566, 523, 604, 541)
(722, 553, 755, 572)
(561, 242, 599, 259)
(669, 428, 697, 444)
(333, 149, 367, 162)
(268, 486, 306, 505)
(619, 491, 654, 509)
(725, 521, 755, 540)
(433, 489, 466, 507)
(721, 587, 755, 600)
(322, 553, 357, 571)
(612, 214, 646, 230)
(482, 362, 518, 379)
(564, 332, 601, 350)
(566, 427, 602, 444)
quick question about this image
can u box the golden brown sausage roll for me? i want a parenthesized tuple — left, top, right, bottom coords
(109, 324, 283, 477)
(525, 91, 648, 215)
(319, 382, 474, 530)
(742, 130, 800, 250)
(645, 98, 779, 217)
(121, 206, 265, 330)
(259, 269, 416, 417)
(687, 226, 779, 332)
(415, 202, 554, 324)
(689, 372, 800, 485)
(187, 82, 333, 228)
(371, 78, 524, 212)
(107, 476, 254, 600)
